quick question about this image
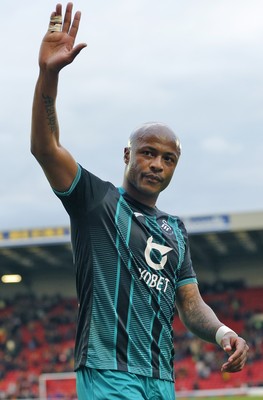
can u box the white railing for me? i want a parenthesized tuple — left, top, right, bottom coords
(39, 371, 263, 399)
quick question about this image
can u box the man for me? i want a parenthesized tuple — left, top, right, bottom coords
(31, 3, 249, 399)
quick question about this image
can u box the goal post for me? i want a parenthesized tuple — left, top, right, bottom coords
(39, 372, 76, 399)
(176, 387, 263, 398)
(39, 372, 263, 399)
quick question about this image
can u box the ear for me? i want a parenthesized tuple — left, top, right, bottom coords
(124, 147, 130, 165)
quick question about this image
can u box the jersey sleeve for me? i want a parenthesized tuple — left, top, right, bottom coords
(176, 218, 198, 289)
(53, 164, 112, 217)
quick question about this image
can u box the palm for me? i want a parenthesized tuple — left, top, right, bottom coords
(40, 33, 76, 72)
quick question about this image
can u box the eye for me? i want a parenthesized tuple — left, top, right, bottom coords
(142, 150, 154, 157)
(163, 155, 175, 163)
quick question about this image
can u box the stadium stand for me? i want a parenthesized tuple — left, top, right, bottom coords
(173, 285, 263, 391)
(0, 210, 263, 398)
(0, 285, 263, 398)
(0, 294, 76, 398)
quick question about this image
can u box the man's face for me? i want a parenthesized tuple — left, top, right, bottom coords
(123, 130, 180, 204)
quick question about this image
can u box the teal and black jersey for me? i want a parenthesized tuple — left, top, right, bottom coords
(55, 164, 197, 382)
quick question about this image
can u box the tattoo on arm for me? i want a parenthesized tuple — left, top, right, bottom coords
(178, 286, 221, 343)
(42, 94, 57, 133)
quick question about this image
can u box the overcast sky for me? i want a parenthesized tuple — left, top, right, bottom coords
(1, 0, 262, 231)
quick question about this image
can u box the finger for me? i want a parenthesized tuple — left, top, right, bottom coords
(69, 11, 82, 39)
(221, 335, 236, 352)
(48, 4, 62, 33)
(56, 3, 62, 16)
(70, 43, 88, 61)
(222, 359, 241, 372)
(62, 2, 73, 33)
(222, 359, 246, 372)
(222, 348, 248, 372)
(228, 341, 249, 363)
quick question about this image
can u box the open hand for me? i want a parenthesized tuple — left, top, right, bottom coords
(39, 2, 87, 73)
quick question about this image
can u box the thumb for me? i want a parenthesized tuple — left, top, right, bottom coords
(221, 334, 237, 353)
(71, 43, 87, 60)
(222, 341, 232, 352)
(216, 326, 238, 352)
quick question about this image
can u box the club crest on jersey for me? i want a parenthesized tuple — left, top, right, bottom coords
(144, 236, 173, 271)
(159, 219, 173, 235)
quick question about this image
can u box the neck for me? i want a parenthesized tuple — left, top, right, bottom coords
(122, 181, 158, 208)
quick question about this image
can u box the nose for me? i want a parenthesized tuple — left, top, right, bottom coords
(150, 156, 163, 172)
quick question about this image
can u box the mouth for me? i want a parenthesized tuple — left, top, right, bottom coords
(143, 173, 163, 183)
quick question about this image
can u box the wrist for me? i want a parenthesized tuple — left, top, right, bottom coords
(215, 325, 237, 346)
(36, 70, 59, 95)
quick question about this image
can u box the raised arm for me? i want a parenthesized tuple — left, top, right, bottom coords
(31, 3, 87, 191)
(176, 283, 249, 372)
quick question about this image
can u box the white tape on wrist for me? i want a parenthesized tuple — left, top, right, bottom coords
(215, 325, 236, 346)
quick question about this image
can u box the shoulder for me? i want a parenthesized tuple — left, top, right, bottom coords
(78, 164, 115, 191)
(156, 208, 189, 236)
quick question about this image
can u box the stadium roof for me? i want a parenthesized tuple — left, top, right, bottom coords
(0, 211, 263, 282)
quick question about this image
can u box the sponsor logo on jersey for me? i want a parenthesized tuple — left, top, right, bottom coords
(138, 267, 170, 292)
(138, 236, 173, 292)
(144, 236, 173, 271)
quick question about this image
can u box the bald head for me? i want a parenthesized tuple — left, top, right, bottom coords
(128, 122, 181, 156)
(122, 122, 181, 206)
